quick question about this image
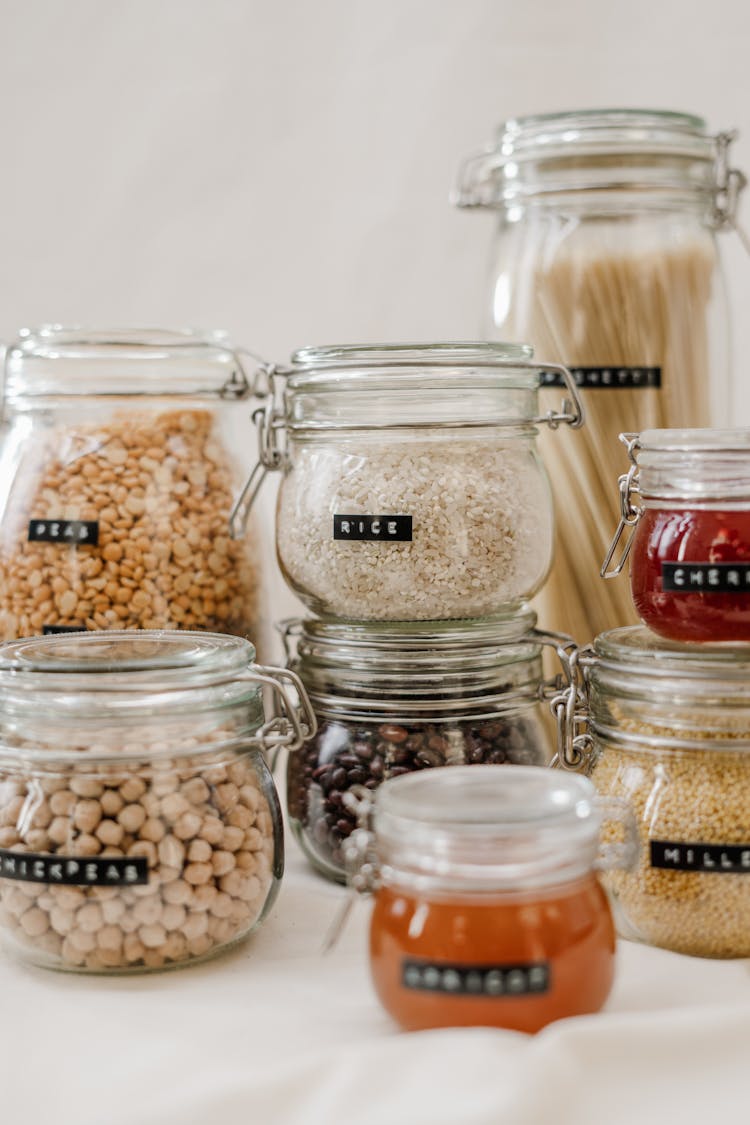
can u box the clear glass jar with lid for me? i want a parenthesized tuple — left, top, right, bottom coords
(454, 110, 745, 644)
(281, 609, 577, 881)
(602, 429, 750, 642)
(0, 326, 270, 647)
(231, 342, 583, 622)
(556, 625, 750, 959)
(0, 629, 315, 972)
(343, 765, 635, 1033)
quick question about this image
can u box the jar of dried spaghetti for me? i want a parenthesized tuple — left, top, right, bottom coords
(565, 625, 750, 959)
(0, 327, 270, 650)
(455, 110, 745, 644)
(282, 610, 576, 881)
(231, 343, 583, 622)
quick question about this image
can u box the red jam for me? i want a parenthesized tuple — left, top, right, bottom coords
(370, 875, 615, 1034)
(630, 507, 750, 642)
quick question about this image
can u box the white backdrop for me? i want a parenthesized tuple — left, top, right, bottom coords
(2, 0, 750, 625)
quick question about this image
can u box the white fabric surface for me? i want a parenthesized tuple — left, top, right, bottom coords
(1, 834, 749, 1125)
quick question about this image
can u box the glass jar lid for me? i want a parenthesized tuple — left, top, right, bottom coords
(373, 765, 601, 891)
(631, 428, 750, 500)
(283, 611, 544, 720)
(4, 326, 259, 400)
(0, 630, 262, 726)
(454, 108, 741, 211)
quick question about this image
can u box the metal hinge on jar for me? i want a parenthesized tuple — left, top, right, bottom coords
(242, 664, 317, 753)
(600, 433, 643, 578)
(549, 646, 595, 772)
(229, 366, 288, 539)
(321, 786, 380, 954)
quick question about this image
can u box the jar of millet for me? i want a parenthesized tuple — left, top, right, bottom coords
(283, 610, 577, 882)
(0, 629, 314, 972)
(0, 327, 271, 650)
(557, 624, 750, 958)
(343, 765, 635, 1033)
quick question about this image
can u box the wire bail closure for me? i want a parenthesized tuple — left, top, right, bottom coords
(548, 645, 594, 772)
(600, 433, 643, 578)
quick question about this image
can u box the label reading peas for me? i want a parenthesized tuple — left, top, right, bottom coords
(650, 841, 750, 873)
(539, 366, 661, 389)
(0, 849, 148, 886)
(333, 515, 412, 542)
(28, 519, 99, 546)
(661, 563, 750, 593)
(401, 959, 550, 997)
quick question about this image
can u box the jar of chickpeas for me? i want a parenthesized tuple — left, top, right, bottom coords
(0, 629, 314, 973)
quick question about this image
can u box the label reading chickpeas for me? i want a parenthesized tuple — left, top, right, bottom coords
(401, 959, 550, 997)
(333, 515, 412, 541)
(0, 849, 148, 886)
(27, 519, 99, 546)
(650, 841, 750, 873)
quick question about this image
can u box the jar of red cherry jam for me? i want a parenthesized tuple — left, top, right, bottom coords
(343, 765, 636, 1034)
(602, 429, 750, 642)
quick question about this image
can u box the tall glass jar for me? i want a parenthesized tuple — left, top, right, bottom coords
(0, 327, 269, 649)
(455, 110, 745, 643)
(231, 342, 583, 622)
(0, 629, 314, 972)
(282, 610, 576, 881)
(602, 428, 750, 642)
(343, 765, 635, 1033)
(556, 625, 750, 959)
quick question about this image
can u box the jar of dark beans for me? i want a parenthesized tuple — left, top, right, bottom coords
(282, 612, 577, 881)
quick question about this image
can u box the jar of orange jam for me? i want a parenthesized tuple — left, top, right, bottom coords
(345, 765, 635, 1034)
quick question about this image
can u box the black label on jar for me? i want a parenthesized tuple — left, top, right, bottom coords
(539, 366, 661, 389)
(333, 515, 412, 541)
(650, 840, 750, 873)
(0, 849, 149, 886)
(661, 562, 750, 593)
(42, 625, 86, 635)
(28, 519, 99, 546)
(401, 959, 550, 997)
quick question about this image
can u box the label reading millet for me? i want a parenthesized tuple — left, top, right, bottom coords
(401, 959, 550, 997)
(661, 562, 750, 593)
(650, 840, 750, 873)
(0, 849, 148, 886)
(333, 515, 412, 541)
(28, 519, 99, 546)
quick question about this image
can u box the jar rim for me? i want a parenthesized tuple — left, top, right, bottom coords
(5, 325, 254, 399)
(374, 765, 599, 889)
(638, 427, 750, 453)
(290, 341, 534, 369)
(592, 624, 750, 678)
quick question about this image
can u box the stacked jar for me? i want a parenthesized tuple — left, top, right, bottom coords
(0, 327, 271, 652)
(232, 341, 587, 883)
(555, 429, 750, 960)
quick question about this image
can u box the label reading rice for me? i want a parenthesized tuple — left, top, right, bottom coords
(333, 515, 412, 541)
(650, 841, 750, 873)
(42, 625, 86, 635)
(662, 563, 750, 593)
(28, 519, 99, 545)
(0, 849, 148, 886)
(401, 959, 550, 996)
(539, 366, 661, 389)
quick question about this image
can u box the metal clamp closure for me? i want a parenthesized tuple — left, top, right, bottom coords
(600, 432, 643, 578)
(548, 646, 594, 772)
(530, 362, 585, 430)
(321, 786, 379, 954)
(229, 367, 287, 540)
(240, 663, 316, 753)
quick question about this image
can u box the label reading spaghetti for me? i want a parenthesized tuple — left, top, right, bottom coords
(539, 366, 661, 390)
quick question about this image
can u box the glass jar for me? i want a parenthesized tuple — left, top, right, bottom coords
(0, 327, 269, 648)
(0, 629, 314, 972)
(282, 610, 576, 881)
(232, 342, 583, 622)
(455, 110, 745, 644)
(344, 765, 634, 1033)
(602, 429, 750, 642)
(559, 625, 750, 959)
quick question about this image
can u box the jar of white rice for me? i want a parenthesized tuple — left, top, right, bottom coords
(231, 343, 583, 622)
